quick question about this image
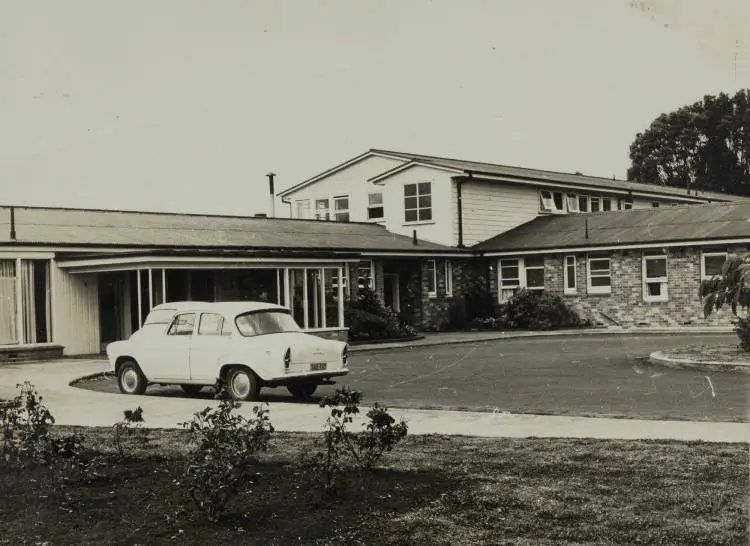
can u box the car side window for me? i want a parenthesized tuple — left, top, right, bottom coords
(167, 313, 196, 336)
(198, 313, 224, 336)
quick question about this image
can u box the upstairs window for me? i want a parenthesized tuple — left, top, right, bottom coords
(404, 183, 432, 222)
(590, 197, 601, 212)
(602, 198, 612, 211)
(621, 198, 633, 210)
(315, 199, 330, 221)
(539, 190, 564, 213)
(333, 195, 350, 222)
(566, 194, 579, 213)
(578, 195, 589, 212)
(652, 202, 660, 208)
(643, 253, 668, 302)
(367, 192, 384, 220)
(295, 199, 311, 219)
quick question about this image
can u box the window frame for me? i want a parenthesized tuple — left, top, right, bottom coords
(425, 259, 437, 298)
(497, 256, 545, 302)
(563, 255, 577, 295)
(197, 312, 225, 336)
(333, 195, 350, 222)
(444, 260, 454, 297)
(367, 192, 384, 221)
(566, 194, 579, 213)
(404, 182, 433, 224)
(590, 197, 601, 212)
(314, 198, 330, 221)
(642, 253, 668, 303)
(586, 255, 611, 295)
(539, 190, 564, 213)
(578, 195, 589, 212)
(294, 199, 311, 219)
(700, 251, 727, 280)
(167, 312, 196, 336)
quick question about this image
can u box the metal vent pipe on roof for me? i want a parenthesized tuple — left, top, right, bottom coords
(9, 207, 16, 240)
(412, 229, 418, 245)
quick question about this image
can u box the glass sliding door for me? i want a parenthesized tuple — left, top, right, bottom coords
(288, 269, 306, 327)
(0, 260, 17, 344)
(324, 267, 342, 328)
(19, 260, 51, 344)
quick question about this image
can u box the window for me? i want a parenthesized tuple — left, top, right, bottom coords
(539, 190, 564, 213)
(444, 260, 454, 297)
(357, 260, 375, 290)
(315, 199, 330, 221)
(590, 197, 600, 212)
(652, 202, 660, 208)
(144, 308, 176, 325)
(499, 258, 521, 302)
(564, 255, 577, 295)
(404, 182, 432, 222)
(643, 254, 668, 302)
(622, 199, 633, 210)
(167, 313, 196, 335)
(701, 251, 726, 279)
(425, 259, 437, 297)
(333, 195, 350, 222)
(294, 199, 311, 219)
(602, 198, 612, 212)
(235, 310, 301, 337)
(367, 192, 384, 220)
(578, 195, 589, 212)
(566, 194, 579, 213)
(198, 313, 224, 336)
(498, 256, 545, 302)
(0, 260, 17, 344)
(587, 256, 611, 294)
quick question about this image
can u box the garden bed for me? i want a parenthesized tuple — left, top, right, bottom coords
(660, 344, 750, 364)
(0, 427, 747, 545)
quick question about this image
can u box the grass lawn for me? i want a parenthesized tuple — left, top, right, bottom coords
(0, 427, 747, 545)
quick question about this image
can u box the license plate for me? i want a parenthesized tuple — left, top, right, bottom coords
(310, 362, 327, 371)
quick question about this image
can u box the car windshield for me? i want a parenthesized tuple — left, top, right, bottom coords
(144, 309, 177, 325)
(235, 310, 301, 337)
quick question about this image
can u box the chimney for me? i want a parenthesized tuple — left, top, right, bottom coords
(266, 172, 276, 218)
(412, 229, 418, 245)
(9, 207, 16, 240)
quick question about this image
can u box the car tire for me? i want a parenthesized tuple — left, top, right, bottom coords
(180, 384, 203, 396)
(117, 360, 148, 395)
(226, 367, 260, 401)
(287, 382, 317, 401)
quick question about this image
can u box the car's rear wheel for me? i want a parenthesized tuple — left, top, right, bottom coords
(226, 367, 260, 401)
(287, 382, 317, 400)
(117, 360, 147, 395)
(180, 384, 203, 396)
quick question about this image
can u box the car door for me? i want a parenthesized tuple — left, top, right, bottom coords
(189, 312, 233, 383)
(150, 312, 195, 382)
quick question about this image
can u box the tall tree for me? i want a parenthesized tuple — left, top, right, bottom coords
(627, 89, 750, 196)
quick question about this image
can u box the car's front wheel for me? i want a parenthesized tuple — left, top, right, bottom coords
(226, 367, 260, 401)
(287, 382, 317, 401)
(117, 360, 148, 395)
(180, 384, 203, 396)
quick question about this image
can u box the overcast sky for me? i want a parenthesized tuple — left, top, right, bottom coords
(1, 0, 748, 216)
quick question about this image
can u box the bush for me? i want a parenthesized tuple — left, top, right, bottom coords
(345, 287, 416, 341)
(180, 400, 274, 522)
(307, 387, 408, 493)
(735, 317, 750, 351)
(113, 406, 148, 458)
(502, 289, 585, 330)
(0, 381, 55, 466)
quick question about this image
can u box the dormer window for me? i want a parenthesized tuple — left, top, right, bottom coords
(566, 194, 579, 213)
(367, 192, 384, 220)
(315, 199, 330, 221)
(333, 195, 349, 222)
(539, 190, 564, 213)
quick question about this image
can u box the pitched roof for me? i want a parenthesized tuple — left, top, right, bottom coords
(474, 201, 750, 253)
(0, 206, 458, 254)
(367, 149, 745, 202)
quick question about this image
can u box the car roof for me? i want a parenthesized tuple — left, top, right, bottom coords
(148, 301, 290, 315)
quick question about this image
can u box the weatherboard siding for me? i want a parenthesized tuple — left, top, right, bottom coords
(52, 265, 100, 355)
(286, 155, 403, 221)
(460, 181, 540, 247)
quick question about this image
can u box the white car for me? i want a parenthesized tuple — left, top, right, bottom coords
(105, 301, 349, 401)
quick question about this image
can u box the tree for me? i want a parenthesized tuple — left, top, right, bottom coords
(699, 254, 750, 350)
(627, 90, 750, 196)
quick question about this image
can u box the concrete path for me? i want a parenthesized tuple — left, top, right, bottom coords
(2, 358, 748, 443)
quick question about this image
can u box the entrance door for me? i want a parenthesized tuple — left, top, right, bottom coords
(99, 272, 125, 352)
(383, 273, 400, 312)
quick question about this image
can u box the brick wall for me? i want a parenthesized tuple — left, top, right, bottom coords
(489, 246, 744, 328)
(419, 258, 475, 330)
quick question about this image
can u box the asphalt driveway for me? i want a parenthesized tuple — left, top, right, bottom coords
(74, 333, 749, 423)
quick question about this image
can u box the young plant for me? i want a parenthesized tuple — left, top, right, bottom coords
(0, 381, 55, 466)
(699, 253, 750, 349)
(179, 399, 274, 522)
(112, 406, 147, 457)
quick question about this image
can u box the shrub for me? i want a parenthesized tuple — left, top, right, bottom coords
(0, 381, 55, 466)
(113, 406, 148, 457)
(502, 289, 585, 330)
(308, 387, 408, 492)
(735, 317, 750, 351)
(345, 287, 416, 341)
(700, 253, 750, 350)
(180, 400, 274, 522)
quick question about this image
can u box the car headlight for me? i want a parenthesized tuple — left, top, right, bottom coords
(283, 347, 291, 370)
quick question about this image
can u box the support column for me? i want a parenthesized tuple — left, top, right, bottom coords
(14, 258, 23, 344)
(136, 269, 143, 329)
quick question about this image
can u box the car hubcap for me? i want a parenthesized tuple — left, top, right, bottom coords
(122, 369, 138, 392)
(232, 372, 250, 398)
